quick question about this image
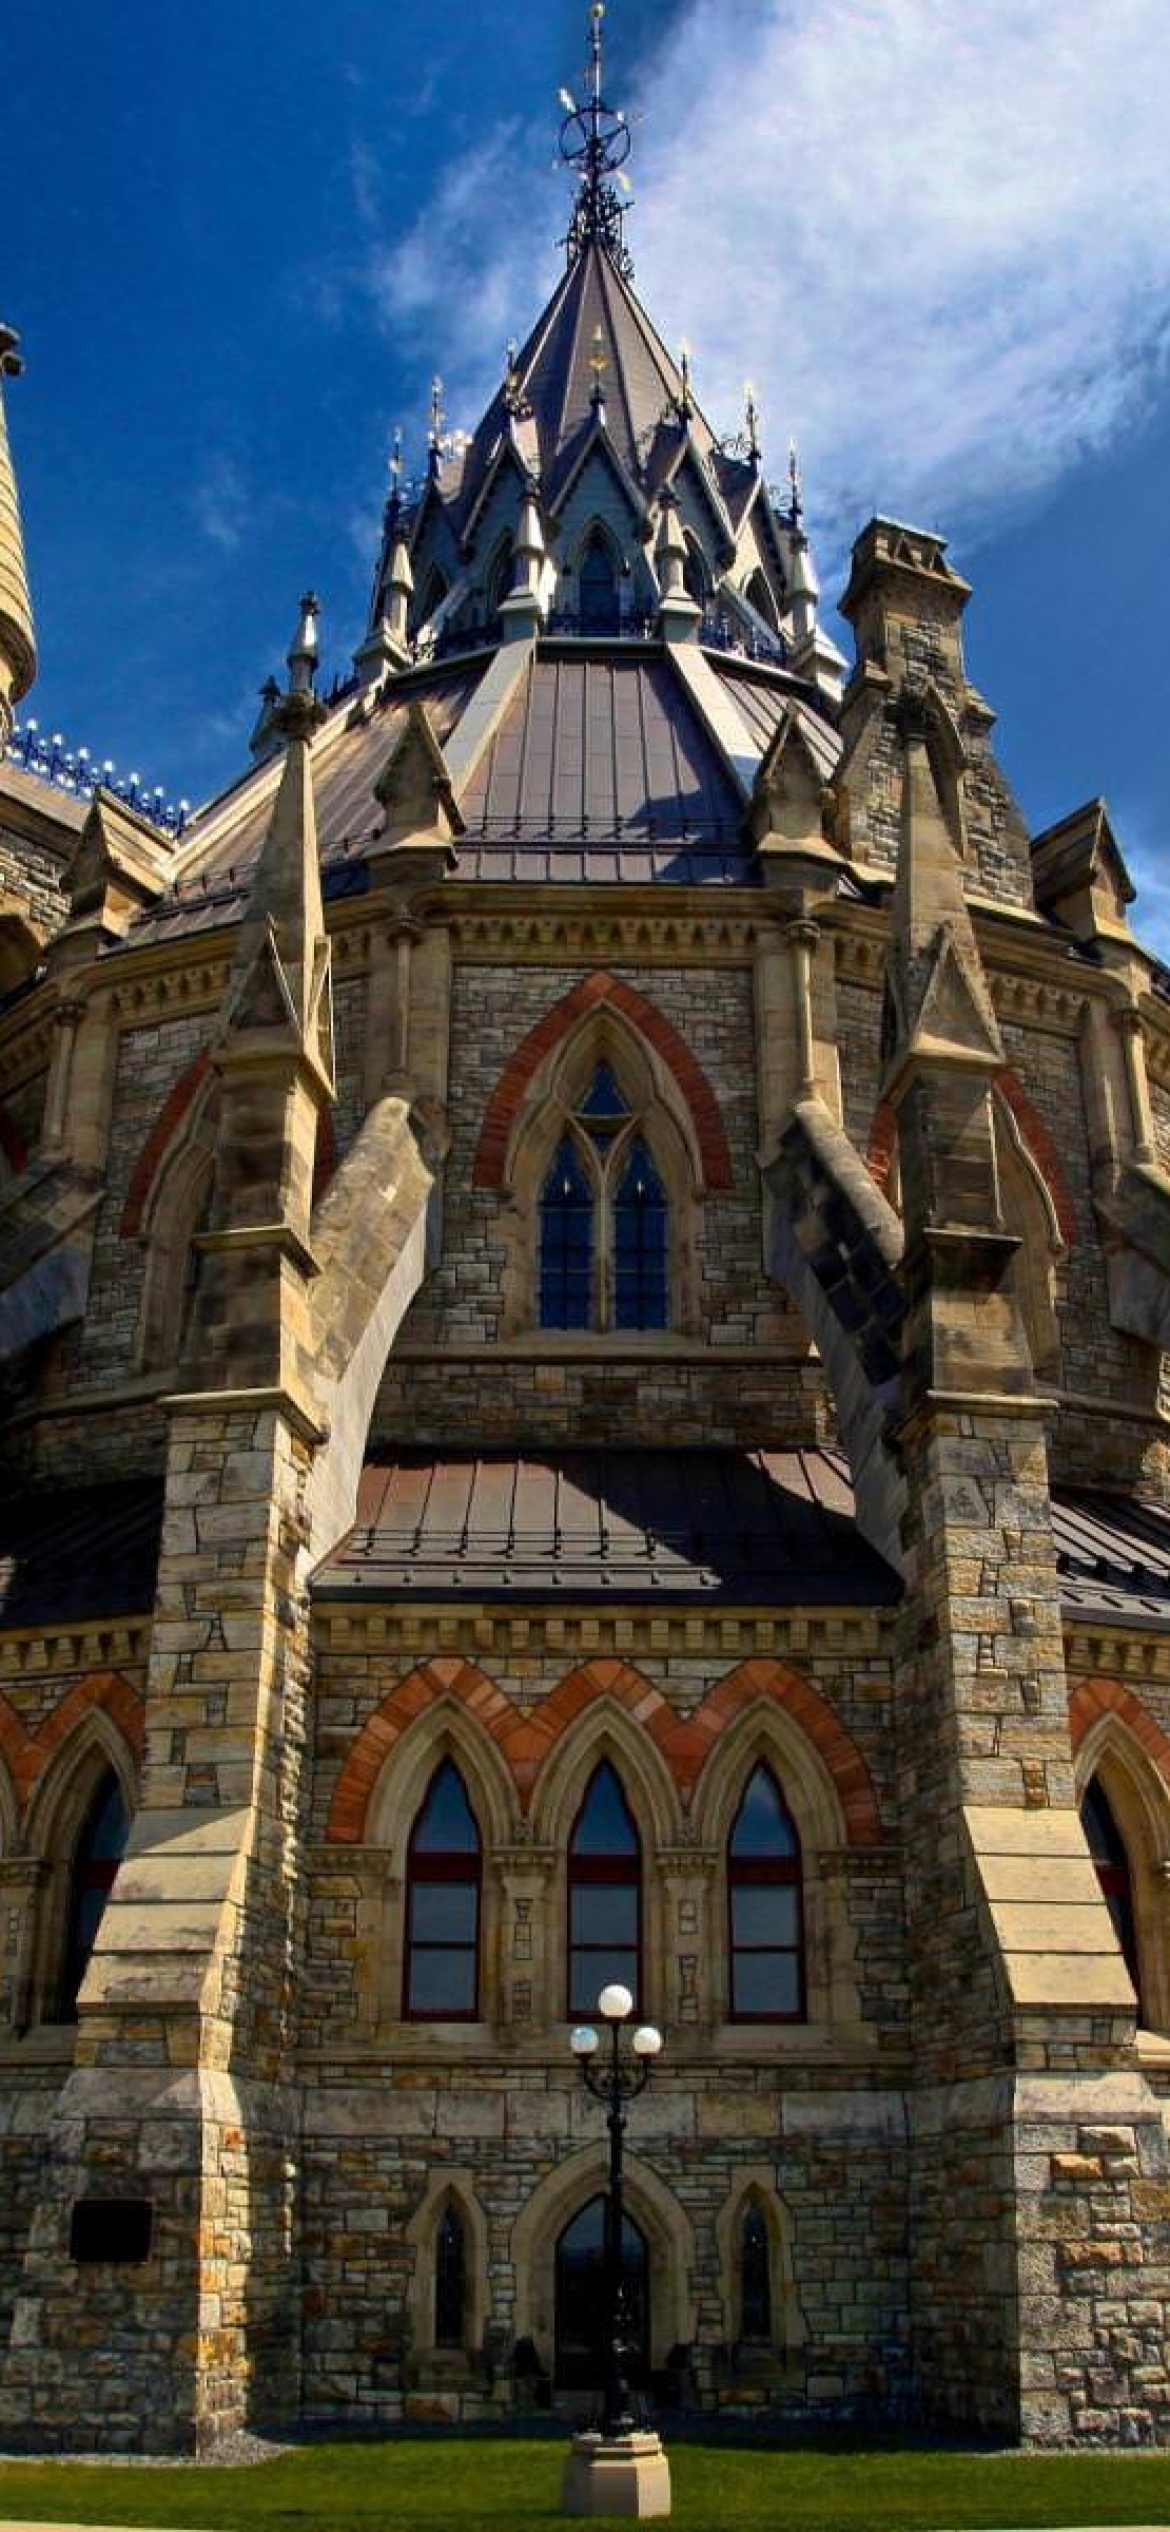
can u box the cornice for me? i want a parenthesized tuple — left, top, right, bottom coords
(1065, 1626, 1170, 1686)
(0, 1618, 149, 1682)
(310, 1599, 896, 1665)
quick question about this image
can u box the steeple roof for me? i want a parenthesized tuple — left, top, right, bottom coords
(0, 325, 37, 735)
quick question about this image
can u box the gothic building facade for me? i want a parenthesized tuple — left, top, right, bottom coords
(3, 25, 1170, 2454)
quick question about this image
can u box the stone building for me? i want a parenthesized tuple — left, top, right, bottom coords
(3, 17, 1170, 2456)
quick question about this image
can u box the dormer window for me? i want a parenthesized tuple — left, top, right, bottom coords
(579, 531, 620, 634)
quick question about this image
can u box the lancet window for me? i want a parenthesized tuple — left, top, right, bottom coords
(435, 2201, 468, 2348)
(578, 530, 620, 633)
(538, 1063, 669, 1332)
(61, 1768, 130, 2019)
(727, 1763, 804, 2021)
(739, 2203, 773, 2342)
(1080, 1774, 1142, 2014)
(404, 1761, 483, 2020)
(568, 1760, 641, 2016)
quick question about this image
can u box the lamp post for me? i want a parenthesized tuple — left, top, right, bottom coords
(569, 1984, 663, 2437)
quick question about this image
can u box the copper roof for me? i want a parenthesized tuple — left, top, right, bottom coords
(312, 1448, 902, 1605)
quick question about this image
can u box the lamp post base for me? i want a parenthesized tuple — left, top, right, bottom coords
(561, 2428, 672, 2518)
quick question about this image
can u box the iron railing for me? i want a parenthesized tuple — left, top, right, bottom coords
(5, 719, 189, 835)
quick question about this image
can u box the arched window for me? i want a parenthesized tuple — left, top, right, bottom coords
(435, 2200, 468, 2349)
(404, 1760, 482, 2020)
(538, 1064, 670, 1333)
(728, 1763, 804, 2021)
(486, 537, 515, 622)
(682, 534, 710, 608)
(568, 1761, 641, 2016)
(61, 1769, 129, 2019)
(1081, 1775, 1142, 2012)
(745, 568, 779, 631)
(177, 1166, 214, 1356)
(740, 2203, 772, 2343)
(578, 531, 619, 634)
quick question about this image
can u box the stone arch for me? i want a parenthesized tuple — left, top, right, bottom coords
(529, 1694, 681, 2029)
(689, 1659, 883, 1848)
(510, 2143, 696, 2375)
(4, 1671, 144, 1836)
(404, 2166, 491, 2362)
(472, 971, 732, 1193)
(120, 1049, 213, 1240)
(866, 1071, 1076, 1251)
(363, 1694, 518, 1859)
(1069, 1676, 1170, 1789)
(0, 1737, 16, 1853)
(325, 1658, 513, 1845)
(499, 1658, 678, 1818)
(20, 1697, 139, 2028)
(692, 1694, 866, 2027)
(526, 1671, 684, 1852)
(715, 2167, 807, 2355)
(21, 1676, 144, 1854)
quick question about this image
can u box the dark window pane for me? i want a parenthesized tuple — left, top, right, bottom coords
(579, 1063, 629, 1118)
(1080, 1776, 1142, 2009)
(411, 1882, 478, 1943)
(732, 1885, 798, 1947)
(571, 1886, 639, 1944)
(741, 2206, 772, 2340)
(412, 1760, 480, 1854)
(732, 1950, 801, 2017)
(579, 536, 620, 634)
(408, 1948, 478, 2014)
(613, 1137, 668, 1331)
(730, 1765, 798, 1859)
(61, 1769, 131, 2017)
(436, 2205, 466, 2348)
(570, 1762, 639, 1857)
(570, 1949, 639, 2016)
(540, 1137, 595, 1329)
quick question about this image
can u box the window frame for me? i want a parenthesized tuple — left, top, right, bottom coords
(537, 1067, 671, 1335)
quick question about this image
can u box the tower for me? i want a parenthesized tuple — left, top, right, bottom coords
(2, 8, 1170, 2456)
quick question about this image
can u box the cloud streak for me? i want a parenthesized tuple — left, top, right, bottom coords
(365, 0, 1170, 569)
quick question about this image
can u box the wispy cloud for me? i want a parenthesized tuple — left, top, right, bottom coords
(190, 451, 250, 554)
(361, 0, 1170, 569)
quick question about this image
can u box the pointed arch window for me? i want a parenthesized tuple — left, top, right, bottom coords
(682, 534, 710, 608)
(486, 537, 515, 623)
(404, 1760, 482, 2020)
(435, 2200, 468, 2348)
(1081, 1775, 1142, 2014)
(61, 1769, 129, 2019)
(538, 1063, 670, 1332)
(745, 568, 779, 632)
(728, 1763, 804, 2021)
(568, 1760, 641, 2016)
(579, 531, 620, 634)
(740, 2203, 773, 2342)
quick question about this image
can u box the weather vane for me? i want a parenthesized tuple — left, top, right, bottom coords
(558, 3, 635, 280)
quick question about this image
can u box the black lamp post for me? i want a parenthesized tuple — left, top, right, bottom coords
(570, 1983, 664, 2438)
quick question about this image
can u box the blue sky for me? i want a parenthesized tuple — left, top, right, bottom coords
(6, 0, 1169, 941)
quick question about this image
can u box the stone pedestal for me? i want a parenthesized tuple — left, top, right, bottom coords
(561, 2430, 672, 2518)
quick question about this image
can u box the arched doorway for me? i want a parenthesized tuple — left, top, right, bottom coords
(554, 2194, 650, 2390)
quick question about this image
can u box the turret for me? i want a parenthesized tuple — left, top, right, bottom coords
(0, 324, 37, 746)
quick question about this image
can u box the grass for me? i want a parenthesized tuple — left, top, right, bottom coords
(3, 2436, 1170, 2532)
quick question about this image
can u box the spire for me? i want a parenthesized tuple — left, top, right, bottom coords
(221, 591, 332, 1091)
(655, 487, 701, 643)
(356, 435, 414, 685)
(559, 2, 634, 279)
(0, 323, 37, 746)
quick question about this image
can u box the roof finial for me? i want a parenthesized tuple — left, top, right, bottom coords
(589, 324, 609, 423)
(745, 381, 762, 468)
(385, 427, 403, 526)
(677, 341, 693, 423)
(428, 375, 445, 478)
(287, 592, 320, 699)
(558, 3, 635, 279)
(787, 437, 804, 529)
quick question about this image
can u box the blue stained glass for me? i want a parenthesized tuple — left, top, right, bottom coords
(579, 1062, 629, 1129)
(613, 1136, 668, 1330)
(540, 1136, 595, 1328)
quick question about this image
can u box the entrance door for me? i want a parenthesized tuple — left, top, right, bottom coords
(554, 2194, 650, 2391)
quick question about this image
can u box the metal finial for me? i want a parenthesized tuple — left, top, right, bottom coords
(428, 375, 445, 477)
(745, 381, 762, 466)
(558, 4, 634, 279)
(677, 340, 693, 422)
(287, 591, 320, 696)
(589, 324, 608, 417)
(787, 438, 803, 528)
(384, 427, 403, 525)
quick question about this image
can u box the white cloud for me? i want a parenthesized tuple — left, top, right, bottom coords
(364, 0, 1170, 571)
(191, 451, 250, 554)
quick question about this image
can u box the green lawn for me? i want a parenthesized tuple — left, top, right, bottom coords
(3, 2436, 1170, 2531)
